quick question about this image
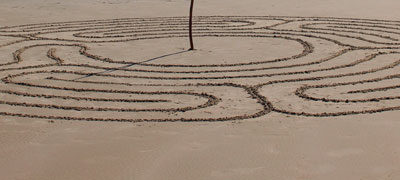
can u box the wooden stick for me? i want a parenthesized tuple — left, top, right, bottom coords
(188, 0, 195, 50)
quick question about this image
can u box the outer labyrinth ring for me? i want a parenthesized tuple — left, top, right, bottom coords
(0, 16, 400, 122)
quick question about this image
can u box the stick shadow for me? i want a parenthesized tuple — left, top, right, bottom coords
(73, 50, 189, 81)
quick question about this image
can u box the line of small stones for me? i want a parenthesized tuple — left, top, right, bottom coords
(1, 70, 220, 113)
(70, 51, 390, 80)
(272, 106, 400, 117)
(2, 49, 385, 97)
(46, 76, 198, 87)
(295, 74, 400, 103)
(0, 89, 170, 103)
(71, 23, 257, 38)
(52, 27, 398, 53)
(0, 37, 27, 47)
(293, 18, 400, 27)
(24, 21, 232, 33)
(299, 23, 400, 45)
(21, 27, 378, 48)
(60, 25, 261, 40)
(348, 84, 400, 94)
(37, 57, 400, 118)
(255, 51, 400, 88)
(73, 28, 245, 39)
(56, 49, 345, 74)
(78, 33, 313, 67)
(1, 31, 356, 82)
(0, 38, 306, 86)
(4, 57, 400, 118)
(0, 16, 248, 32)
(50, 77, 255, 89)
(31, 24, 237, 38)
(0, 37, 389, 82)
(0, 17, 186, 29)
(2, 17, 400, 118)
(38, 21, 396, 46)
(10, 17, 399, 47)
(102, 25, 260, 36)
(0, 17, 220, 31)
(101, 27, 248, 36)
(23, 20, 236, 32)
(266, 29, 400, 50)
(0, 45, 223, 112)
(302, 23, 398, 41)
(254, 52, 400, 117)
(74, 25, 259, 39)
(0, 39, 30, 66)
(0, 43, 82, 68)
(2, 16, 400, 33)
(26, 18, 400, 47)
(3, 37, 272, 119)
(327, 25, 400, 37)
(1, 19, 254, 36)
(2, 29, 399, 83)
(311, 22, 400, 33)
(0, 37, 309, 73)
(1, 15, 399, 30)
(70, 19, 257, 38)
(0, 76, 271, 122)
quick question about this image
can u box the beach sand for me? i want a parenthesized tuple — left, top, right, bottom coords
(1, 0, 400, 179)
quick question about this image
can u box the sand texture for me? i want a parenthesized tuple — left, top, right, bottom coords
(1, 0, 400, 180)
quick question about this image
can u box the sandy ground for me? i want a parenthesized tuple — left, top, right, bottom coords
(1, 0, 400, 180)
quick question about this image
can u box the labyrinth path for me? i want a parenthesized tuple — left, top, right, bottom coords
(0, 16, 400, 122)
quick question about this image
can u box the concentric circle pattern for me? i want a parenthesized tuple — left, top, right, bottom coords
(1, 16, 400, 122)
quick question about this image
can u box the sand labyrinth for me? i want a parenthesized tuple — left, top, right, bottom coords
(0, 16, 400, 122)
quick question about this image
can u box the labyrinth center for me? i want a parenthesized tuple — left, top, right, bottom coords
(0, 16, 400, 122)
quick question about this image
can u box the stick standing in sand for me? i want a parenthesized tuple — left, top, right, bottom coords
(188, 0, 195, 50)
